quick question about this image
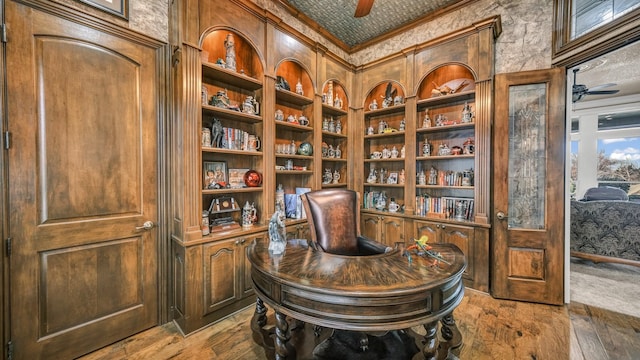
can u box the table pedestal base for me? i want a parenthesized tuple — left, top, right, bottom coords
(251, 298, 462, 360)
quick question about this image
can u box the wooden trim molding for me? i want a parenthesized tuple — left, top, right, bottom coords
(552, 0, 640, 67)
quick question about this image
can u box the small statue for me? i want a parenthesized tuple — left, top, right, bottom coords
(394, 95, 403, 106)
(399, 169, 405, 185)
(323, 169, 333, 184)
(391, 146, 399, 159)
(211, 118, 223, 148)
(428, 167, 438, 185)
(333, 170, 341, 184)
(369, 99, 378, 111)
(422, 137, 431, 156)
(335, 120, 342, 134)
(242, 96, 256, 115)
(275, 76, 290, 91)
(381, 82, 397, 108)
(438, 143, 451, 156)
(423, 110, 432, 128)
(418, 170, 426, 185)
(335, 144, 342, 158)
(295, 79, 303, 95)
(224, 33, 236, 71)
(322, 117, 330, 131)
(461, 102, 474, 123)
(400, 145, 406, 158)
(399, 118, 406, 131)
(268, 206, 287, 255)
(367, 124, 374, 135)
(367, 168, 377, 184)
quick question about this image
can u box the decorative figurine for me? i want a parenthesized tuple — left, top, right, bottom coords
(394, 95, 403, 106)
(422, 137, 431, 156)
(202, 127, 212, 148)
(428, 167, 438, 185)
(333, 170, 341, 184)
(367, 124, 375, 135)
(275, 109, 284, 121)
(276, 184, 285, 215)
(435, 114, 446, 127)
(321, 142, 329, 158)
(399, 169, 405, 185)
(461, 102, 474, 123)
(224, 33, 236, 71)
(201, 85, 208, 105)
(298, 115, 309, 126)
(323, 169, 333, 184)
(375, 191, 387, 211)
(268, 206, 287, 255)
(289, 140, 297, 155)
(335, 120, 342, 134)
(328, 144, 335, 158)
(335, 144, 342, 158)
(326, 81, 334, 107)
(275, 76, 290, 91)
(381, 82, 396, 108)
(242, 201, 257, 228)
(378, 120, 387, 134)
(463, 137, 475, 154)
(322, 117, 330, 131)
(391, 146, 399, 159)
(399, 118, 406, 131)
(438, 143, 451, 156)
(334, 95, 342, 109)
(423, 110, 432, 128)
(401, 145, 406, 158)
(242, 96, 256, 115)
(211, 118, 224, 148)
(328, 118, 336, 133)
(378, 168, 387, 184)
(418, 170, 426, 185)
(369, 99, 378, 111)
(367, 168, 377, 184)
(295, 79, 303, 95)
(382, 146, 391, 159)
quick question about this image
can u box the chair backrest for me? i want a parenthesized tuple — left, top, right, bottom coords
(301, 189, 361, 255)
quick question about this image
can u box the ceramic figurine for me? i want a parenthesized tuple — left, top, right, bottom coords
(224, 33, 236, 71)
(369, 99, 378, 111)
(382, 146, 391, 159)
(399, 118, 406, 131)
(463, 137, 475, 154)
(334, 95, 342, 109)
(394, 95, 403, 106)
(382, 82, 396, 108)
(276, 184, 285, 215)
(298, 115, 309, 126)
(378, 168, 387, 184)
(367, 124, 375, 135)
(295, 79, 303, 95)
(332, 170, 341, 184)
(328, 118, 336, 133)
(418, 170, 426, 185)
(289, 140, 297, 155)
(367, 168, 377, 184)
(461, 102, 474, 123)
(422, 138, 431, 156)
(378, 120, 387, 134)
(335, 144, 342, 158)
(323, 169, 333, 184)
(438, 143, 451, 156)
(391, 146, 399, 159)
(375, 191, 387, 211)
(423, 110, 432, 128)
(399, 169, 405, 185)
(268, 208, 286, 255)
(322, 117, 330, 131)
(435, 114, 446, 127)
(242, 96, 256, 115)
(401, 145, 406, 158)
(335, 120, 342, 134)
(428, 167, 438, 185)
(328, 145, 335, 158)
(275, 109, 284, 121)
(321, 142, 329, 158)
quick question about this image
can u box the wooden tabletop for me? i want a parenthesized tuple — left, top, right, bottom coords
(248, 238, 466, 331)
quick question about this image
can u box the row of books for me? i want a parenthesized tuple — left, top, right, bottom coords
(415, 195, 474, 220)
(427, 170, 473, 187)
(215, 127, 257, 151)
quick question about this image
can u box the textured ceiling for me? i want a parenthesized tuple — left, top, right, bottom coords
(284, 0, 465, 47)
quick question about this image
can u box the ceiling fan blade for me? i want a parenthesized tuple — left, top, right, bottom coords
(354, 0, 374, 17)
(587, 83, 617, 91)
(585, 90, 620, 95)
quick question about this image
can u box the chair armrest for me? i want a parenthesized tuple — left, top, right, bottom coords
(357, 236, 393, 255)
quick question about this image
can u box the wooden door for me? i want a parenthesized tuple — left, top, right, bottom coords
(6, 2, 160, 358)
(361, 213, 381, 241)
(441, 224, 474, 280)
(492, 68, 565, 305)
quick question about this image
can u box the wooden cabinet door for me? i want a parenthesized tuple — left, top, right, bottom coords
(440, 223, 474, 280)
(204, 239, 239, 312)
(239, 235, 261, 299)
(361, 213, 382, 241)
(381, 216, 404, 246)
(413, 220, 439, 244)
(6, 2, 162, 358)
(492, 68, 565, 305)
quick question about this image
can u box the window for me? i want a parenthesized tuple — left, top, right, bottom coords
(572, 0, 640, 39)
(596, 130, 640, 200)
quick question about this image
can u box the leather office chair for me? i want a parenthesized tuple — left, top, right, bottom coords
(301, 189, 391, 256)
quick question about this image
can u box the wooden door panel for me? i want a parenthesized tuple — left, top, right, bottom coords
(381, 217, 404, 246)
(441, 225, 473, 279)
(204, 240, 238, 311)
(7, 3, 160, 358)
(492, 67, 565, 305)
(361, 214, 380, 241)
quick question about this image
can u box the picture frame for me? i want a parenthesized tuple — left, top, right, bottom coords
(228, 168, 250, 189)
(203, 161, 227, 189)
(78, 0, 128, 19)
(208, 196, 237, 213)
(387, 172, 399, 184)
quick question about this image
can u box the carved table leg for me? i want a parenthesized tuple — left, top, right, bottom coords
(253, 297, 268, 327)
(438, 313, 463, 358)
(275, 311, 290, 360)
(421, 321, 439, 360)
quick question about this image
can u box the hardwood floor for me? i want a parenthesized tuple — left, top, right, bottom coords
(78, 289, 640, 360)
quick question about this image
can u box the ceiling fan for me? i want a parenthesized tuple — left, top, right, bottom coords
(572, 68, 619, 103)
(354, 0, 374, 17)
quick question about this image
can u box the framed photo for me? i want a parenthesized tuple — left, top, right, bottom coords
(387, 172, 399, 184)
(228, 168, 249, 189)
(208, 196, 237, 213)
(203, 161, 227, 189)
(78, 0, 128, 19)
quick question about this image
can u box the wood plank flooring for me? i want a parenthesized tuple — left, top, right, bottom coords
(77, 289, 640, 360)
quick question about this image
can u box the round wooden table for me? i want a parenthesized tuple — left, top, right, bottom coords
(248, 238, 466, 360)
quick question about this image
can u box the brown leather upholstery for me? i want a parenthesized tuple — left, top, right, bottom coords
(302, 189, 389, 256)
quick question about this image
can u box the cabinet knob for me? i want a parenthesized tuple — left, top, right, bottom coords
(441, 225, 446, 229)
(436, 224, 440, 228)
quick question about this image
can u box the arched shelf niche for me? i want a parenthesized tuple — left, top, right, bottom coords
(200, 28, 265, 82)
(321, 79, 349, 112)
(275, 59, 314, 101)
(416, 64, 477, 125)
(364, 80, 406, 114)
